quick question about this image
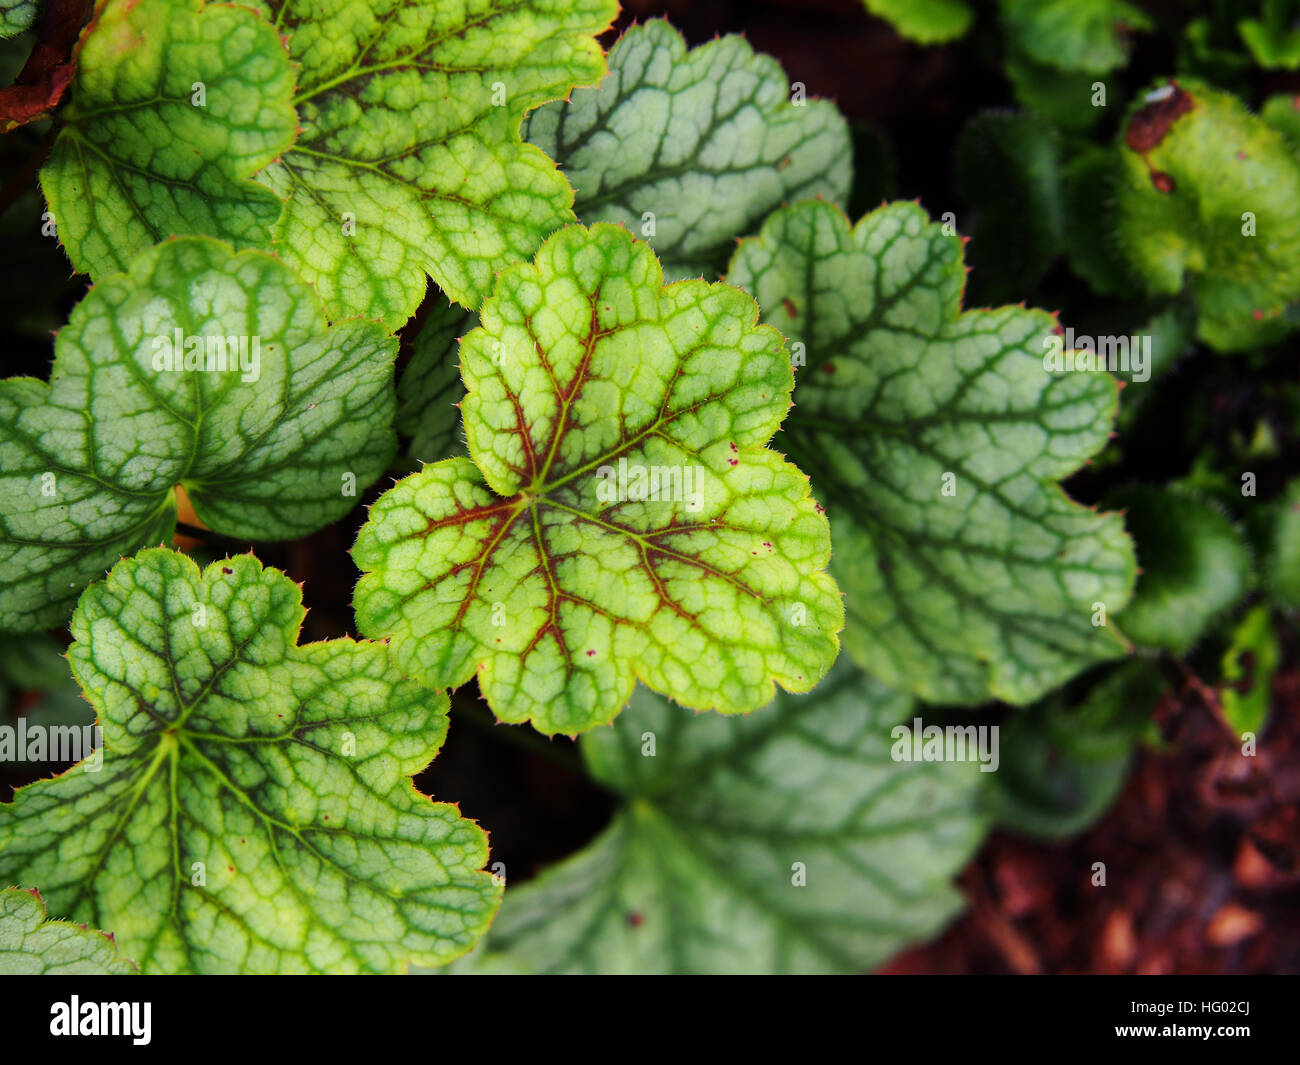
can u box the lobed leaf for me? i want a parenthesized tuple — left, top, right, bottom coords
(462, 662, 987, 974)
(1114, 79, 1300, 351)
(253, 0, 617, 329)
(355, 222, 843, 735)
(726, 200, 1135, 705)
(0, 548, 501, 973)
(400, 21, 854, 468)
(40, 0, 297, 278)
(0, 886, 137, 974)
(0, 237, 397, 632)
(523, 20, 851, 282)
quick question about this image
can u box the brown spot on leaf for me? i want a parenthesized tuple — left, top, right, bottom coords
(1228, 651, 1256, 694)
(781, 297, 797, 317)
(1125, 82, 1194, 154)
(1150, 170, 1176, 193)
(627, 911, 643, 928)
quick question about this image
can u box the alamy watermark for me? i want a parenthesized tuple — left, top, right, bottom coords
(0, 721, 102, 770)
(890, 717, 1000, 772)
(595, 457, 704, 511)
(50, 997, 151, 1045)
(1043, 327, 1151, 382)
(151, 328, 260, 383)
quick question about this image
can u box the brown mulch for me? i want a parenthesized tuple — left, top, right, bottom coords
(881, 668, 1300, 974)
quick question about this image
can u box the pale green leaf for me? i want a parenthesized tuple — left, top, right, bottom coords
(254, 0, 617, 329)
(726, 200, 1135, 705)
(0, 548, 501, 974)
(466, 662, 987, 974)
(0, 237, 397, 633)
(523, 20, 851, 282)
(0, 887, 138, 974)
(355, 223, 843, 735)
(403, 19, 855, 466)
(40, 0, 297, 279)
(0, 0, 36, 38)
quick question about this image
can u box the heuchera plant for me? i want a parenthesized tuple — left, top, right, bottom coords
(0, 1, 1296, 975)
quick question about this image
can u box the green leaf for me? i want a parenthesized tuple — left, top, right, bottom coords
(861, 0, 973, 45)
(726, 200, 1135, 705)
(40, 0, 297, 279)
(1110, 486, 1251, 653)
(464, 663, 988, 974)
(999, 0, 1151, 74)
(1003, 45, 1109, 130)
(1261, 92, 1300, 153)
(0, 630, 70, 691)
(1220, 603, 1278, 736)
(253, 0, 616, 329)
(354, 222, 843, 735)
(1178, 17, 1253, 91)
(0, 0, 36, 38)
(0, 887, 138, 974)
(1062, 147, 1137, 294)
(0, 548, 501, 974)
(1266, 478, 1300, 607)
(1114, 79, 1300, 351)
(398, 297, 475, 465)
(954, 110, 1065, 303)
(406, 19, 855, 467)
(523, 20, 851, 282)
(0, 237, 397, 633)
(992, 660, 1165, 839)
(0, 633, 95, 762)
(1239, 1, 1300, 70)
